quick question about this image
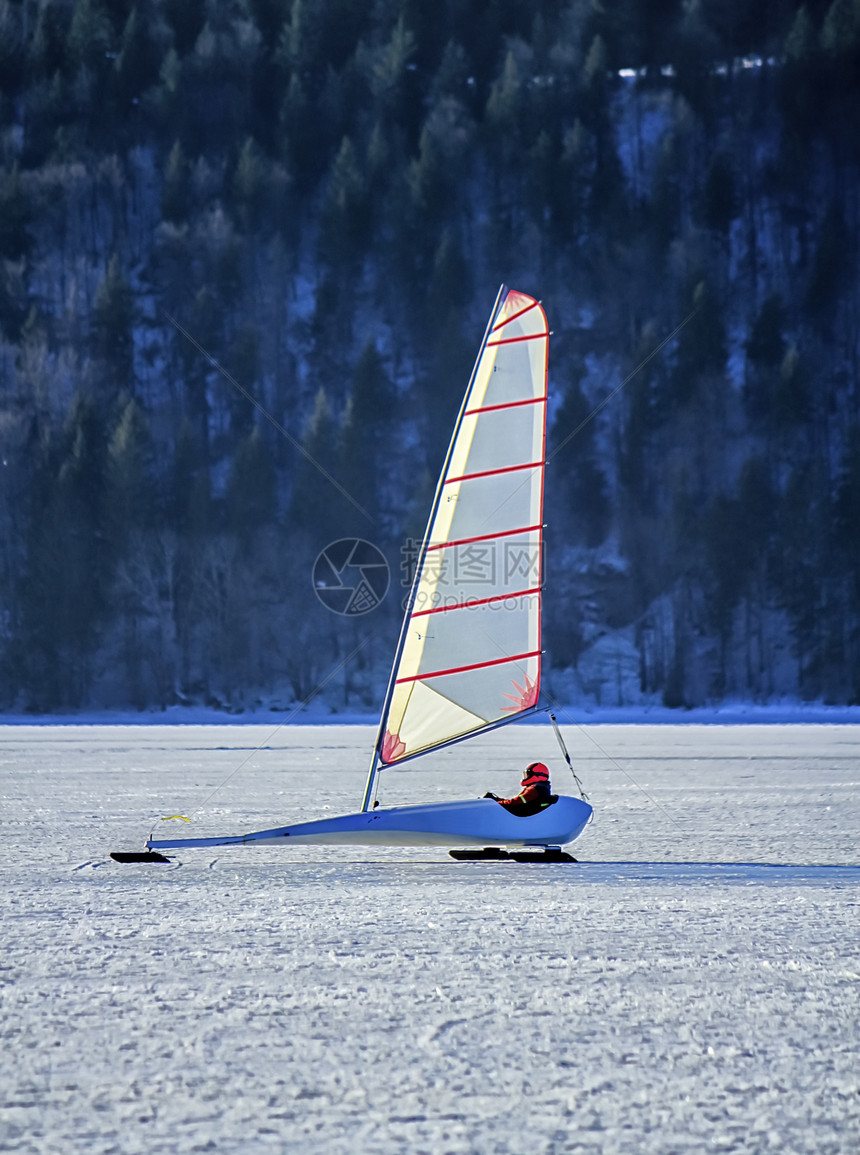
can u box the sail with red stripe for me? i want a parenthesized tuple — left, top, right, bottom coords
(376, 286, 548, 767)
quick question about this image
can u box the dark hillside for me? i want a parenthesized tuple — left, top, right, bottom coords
(1, 0, 858, 711)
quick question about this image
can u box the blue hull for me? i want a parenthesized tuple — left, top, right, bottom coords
(147, 795, 592, 851)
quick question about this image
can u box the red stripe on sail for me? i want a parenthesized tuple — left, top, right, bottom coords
(412, 588, 541, 618)
(464, 396, 546, 417)
(395, 650, 541, 685)
(491, 300, 539, 332)
(486, 332, 549, 347)
(425, 524, 542, 552)
(444, 461, 543, 485)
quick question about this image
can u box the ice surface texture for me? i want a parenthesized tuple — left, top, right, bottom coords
(1, 724, 858, 1153)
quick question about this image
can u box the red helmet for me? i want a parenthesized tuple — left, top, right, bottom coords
(523, 761, 549, 783)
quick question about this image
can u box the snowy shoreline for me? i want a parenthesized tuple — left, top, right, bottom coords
(2, 701, 860, 726)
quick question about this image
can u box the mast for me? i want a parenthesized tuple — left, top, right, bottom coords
(360, 750, 380, 812)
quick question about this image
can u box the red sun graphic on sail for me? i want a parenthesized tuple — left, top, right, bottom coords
(381, 730, 407, 763)
(500, 673, 539, 713)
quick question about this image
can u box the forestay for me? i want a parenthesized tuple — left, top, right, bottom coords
(377, 286, 548, 768)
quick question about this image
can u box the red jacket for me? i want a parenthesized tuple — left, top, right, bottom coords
(495, 763, 554, 817)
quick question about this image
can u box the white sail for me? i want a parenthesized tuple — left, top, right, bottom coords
(377, 286, 548, 767)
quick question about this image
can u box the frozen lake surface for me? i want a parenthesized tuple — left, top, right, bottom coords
(1, 723, 858, 1153)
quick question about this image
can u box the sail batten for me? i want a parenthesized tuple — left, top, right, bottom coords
(444, 460, 543, 485)
(464, 397, 546, 416)
(486, 332, 549, 347)
(395, 650, 542, 685)
(371, 285, 548, 771)
(425, 524, 542, 552)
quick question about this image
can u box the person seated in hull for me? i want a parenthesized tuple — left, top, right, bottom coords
(484, 762, 557, 817)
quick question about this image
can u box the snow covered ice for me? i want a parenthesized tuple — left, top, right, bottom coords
(1, 722, 858, 1153)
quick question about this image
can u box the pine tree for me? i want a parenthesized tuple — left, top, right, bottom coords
(288, 387, 341, 539)
(349, 341, 395, 434)
(433, 39, 470, 101)
(105, 394, 155, 554)
(364, 15, 416, 123)
(650, 133, 681, 253)
(552, 376, 612, 548)
(29, 2, 68, 79)
(485, 50, 522, 160)
(406, 127, 448, 227)
(701, 152, 737, 236)
(427, 228, 470, 318)
(744, 294, 787, 426)
(703, 459, 773, 694)
(335, 341, 396, 529)
(232, 137, 267, 230)
(774, 465, 826, 698)
(747, 294, 786, 370)
(779, 5, 827, 141)
(319, 136, 371, 267)
(670, 279, 727, 406)
(113, 5, 163, 112)
(104, 393, 159, 707)
(835, 430, 860, 657)
(337, 397, 374, 532)
(170, 418, 211, 538)
(225, 325, 260, 439)
(820, 0, 860, 61)
(0, 165, 32, 261)
(92, 254, 135, 395)
(162, 140, 189, 225)
(163, 0, 206, 56)
(15, 396, 109, 708)
(225, 426, 277, 538)
(177, 285, 219, 449)
(775, 345, 810, 431)
(66, 0, 113, 77)
(807, 203, 849, 328)
(277, 73, 319, 192)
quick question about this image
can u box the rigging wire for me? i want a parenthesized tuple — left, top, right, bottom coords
(548, 710, 588, 801)
(542, 695, 686, 833)
(162, 310, 374, 524)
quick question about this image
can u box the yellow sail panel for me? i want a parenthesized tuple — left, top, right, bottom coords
(385, 680, 486, 762)
(379, 288, 548, 766)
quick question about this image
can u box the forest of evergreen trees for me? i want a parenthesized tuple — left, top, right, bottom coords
(1, 0, 859, 713)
